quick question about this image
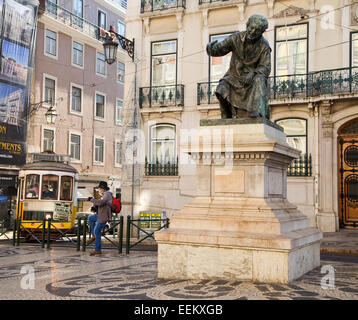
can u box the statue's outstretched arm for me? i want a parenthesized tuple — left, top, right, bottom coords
(206, 36, 233, 57)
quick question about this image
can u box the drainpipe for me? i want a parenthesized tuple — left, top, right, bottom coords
(313, 102, 319, 228)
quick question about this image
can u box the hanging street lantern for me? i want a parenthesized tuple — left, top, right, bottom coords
(45, 105, 57, 125)
(103, 37, 119, 65)
(101, 25, 135, 64)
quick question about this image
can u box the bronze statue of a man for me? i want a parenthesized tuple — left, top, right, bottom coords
(206, 14, 271, 119)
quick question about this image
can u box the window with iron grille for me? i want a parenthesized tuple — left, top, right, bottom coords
(275, 23, 308, 77)
(209, 33, 233, 83)
(150, 124, 176, 164)
(151, 40, 177, 87)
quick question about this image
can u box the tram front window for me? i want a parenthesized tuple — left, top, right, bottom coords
(41, 175, 58, 200)
(60, 176, 73, 201)
(25, 175, 39, 199)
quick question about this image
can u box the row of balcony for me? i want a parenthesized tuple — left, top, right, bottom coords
(140, 0, 241, 13)
(144, 155, 311, 177)
(139, 67, 358, 108)
(40, 0, 105, 43)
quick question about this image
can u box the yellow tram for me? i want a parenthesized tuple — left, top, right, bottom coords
(17, 153, 78, 239)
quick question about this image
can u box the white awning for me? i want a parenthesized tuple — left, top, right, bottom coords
(77, 188, 92, 200)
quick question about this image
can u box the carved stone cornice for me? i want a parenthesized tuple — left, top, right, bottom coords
(273, 5, 318, 18)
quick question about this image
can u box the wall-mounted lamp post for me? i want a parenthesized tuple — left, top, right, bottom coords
(102, 26, 136, 220)
(101, 26, 135, 63)
(30, 99, 58, 125)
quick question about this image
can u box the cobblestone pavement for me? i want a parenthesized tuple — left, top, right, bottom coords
(0, 244, 357, 300)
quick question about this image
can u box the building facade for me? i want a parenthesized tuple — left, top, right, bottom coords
(26, 0, 127, 210)
(122, 0, 358, 232)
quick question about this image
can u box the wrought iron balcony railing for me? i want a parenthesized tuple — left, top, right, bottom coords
(197, 67, 358, 104)
(41, 0, 102, 42)
(141, 0, 186, 14)
(139, 85, 184, 108)
(199, 0, 237, 4)
(145, 157, 178, 176)
(287, 154, 312, 177)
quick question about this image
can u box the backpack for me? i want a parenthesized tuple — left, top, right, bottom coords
(111, 197, 121, 213)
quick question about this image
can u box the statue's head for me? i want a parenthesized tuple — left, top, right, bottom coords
(246, 14, 269, 40)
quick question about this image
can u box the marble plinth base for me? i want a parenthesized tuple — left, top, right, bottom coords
(155, 120, 322, 284)
(157, 240, 321, 283)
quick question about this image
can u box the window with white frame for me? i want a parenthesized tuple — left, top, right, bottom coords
(351, 32, 358, 67)
(73, 0, 83, 17)
(45, 29, 57, 56)
(70, 133, 81, 161)
(209, 33, 233, 83)
(115, 141, 122, 166)
(150, 124, 176, 163)
(73, 0, 83, 28)
(117, 61, 125, 83)
(118, 20, 125, 37)
(95, 93, 105, 118)
(72, 41, 83, 67)
(96, 52, 106, 75)
(275, 23, 308, 76)
(94, 137, 104, 163)
(98, 10, 106, 29)
(275, 118, 307, 154)
(116, 99, 123, 124)
(71, 85, 82, 113)
(44, 77, 55, 104)
(43, 128, 54, 152)
(151, 40, 177, 87)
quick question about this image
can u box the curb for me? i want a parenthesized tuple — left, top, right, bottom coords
(320, 248, 358, 255)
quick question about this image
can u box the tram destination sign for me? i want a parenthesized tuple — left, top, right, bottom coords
(54, 202, 71, 222)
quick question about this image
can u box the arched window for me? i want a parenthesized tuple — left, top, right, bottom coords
(149, 124, 176, 164)
(276, 118, 307, 154)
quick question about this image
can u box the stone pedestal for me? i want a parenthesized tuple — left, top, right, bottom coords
(155, 119, 322, 284)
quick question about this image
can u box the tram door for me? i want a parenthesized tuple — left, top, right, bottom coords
(338, 119, 358, 229)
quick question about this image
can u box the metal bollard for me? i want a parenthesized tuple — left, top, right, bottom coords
(12, 219, 17, 246)
(82, 217, 87, 252)
(76, 217, 81, 251)
(42, 218, 46, 249)
(126, 215, 131, 254)
(47, 218, 51, 249)
(118, 215, 123, 254)
(16, 219, 21, 246)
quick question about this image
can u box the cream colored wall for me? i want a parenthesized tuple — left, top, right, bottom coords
(123, 0, 358, 231)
